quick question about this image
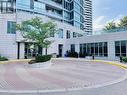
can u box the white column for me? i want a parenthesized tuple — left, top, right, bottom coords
(62, 43, 67, 57)
(20, 43, 25, 59)
(75, 43, 80, 54)
(108, 41, 115, 60)
(43, 48, 46, 55)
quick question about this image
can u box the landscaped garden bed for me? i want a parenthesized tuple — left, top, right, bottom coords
(122, 57, 127, 63)
(0, 56, 8, 61)
(28, 55, 52, 64)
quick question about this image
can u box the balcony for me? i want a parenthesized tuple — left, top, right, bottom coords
(45, 5, 63, 19)
(46, 10, 62, 17)
(41, 0, 63, 10)
(50, 0, 62, 5)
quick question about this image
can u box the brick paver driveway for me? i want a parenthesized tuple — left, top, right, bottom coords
(0, 58, 127, 95)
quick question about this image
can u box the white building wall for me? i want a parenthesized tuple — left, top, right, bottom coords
(0, 12, 85, 59)
(64, 32, 127, 60)
(0, 14, 17, 59)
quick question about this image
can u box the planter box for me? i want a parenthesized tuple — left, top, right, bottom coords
(27, 60, 53, 69)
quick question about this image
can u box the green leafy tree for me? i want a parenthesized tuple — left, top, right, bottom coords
(16, 17, 57, 55)
(103, 21, 117, 31)
(119, 16, 127, 28)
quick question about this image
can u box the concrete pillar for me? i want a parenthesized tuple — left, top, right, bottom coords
(63, 29, 66, 39)
(20, 43, 25, 59)
(75, 43, 80, 54)
(108, 41, 115, 60)
(62, 44, 67, 57)
(43, 48, 46, 55)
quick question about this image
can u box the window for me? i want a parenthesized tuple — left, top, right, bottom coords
(71, 44, 75, 52)
(95, 43, 98, 55)
(121, 41, 126, 56)
(74, 2, 81, 13)
(64, 11, 70, 20)
(73, 32, 77, 38)
(74, 12, 80, 22)
(7, 21, 16, 34)
(115, 41, 126, 57)
(83, 44, 87, 54)
(91, 43, 94, 55)
(34, 1, 45, 11)
(115, 41, 120, 56)
(16, 0, 31, 10)
(80, 42, 108, 57)
(0, 1, 15, 13)
(30, 0, 34, 9)
(58, 29, 63, 38)
(66, 30, 70, 39)
(80, 44, 87, 55)
(80, 44, 83, 53)
(104, 42, 108, 56)
(87, 43, 91, 55)
(99, 42, 103, 56)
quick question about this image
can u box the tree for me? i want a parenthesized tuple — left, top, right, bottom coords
(119, 16, 127, 28)
(103, 21, 117, 31)
(16, 17, 57, 55)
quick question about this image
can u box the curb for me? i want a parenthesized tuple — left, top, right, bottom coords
(93, 60, 127, 69)
(0, 59, 31, 64)
(52, 58, 127, 69)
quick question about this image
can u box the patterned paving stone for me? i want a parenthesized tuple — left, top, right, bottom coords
(0, 59, 126, 95)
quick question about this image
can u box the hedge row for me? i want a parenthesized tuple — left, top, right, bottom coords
(122, 57, 127, 63)
(28, 55, 52, 64)
(0, 56, 8, 61)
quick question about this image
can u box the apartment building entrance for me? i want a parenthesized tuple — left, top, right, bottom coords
(24, 43, 42, 59)
(58, 44, 63, 57)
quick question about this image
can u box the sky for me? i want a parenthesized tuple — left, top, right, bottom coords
(93, 0, 127, 31)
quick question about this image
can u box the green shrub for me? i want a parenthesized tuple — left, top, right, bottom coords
(79, 52, 86, 58)
(67, 51, 78, 58)
(35, 55, 52, 63)
(0, 56, 8, 61)
(122, 57, 127, 63)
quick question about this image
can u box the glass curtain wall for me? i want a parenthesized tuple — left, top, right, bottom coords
(73, 0, 84, 30)
(63, 0, 84, 30)
(16, 0, 45, 13)
(80, 42, 108, 56)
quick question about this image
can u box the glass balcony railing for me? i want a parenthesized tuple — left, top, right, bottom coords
(16, 3, 63, 19)
(49, 0, 62, 6)
(93, 27, 127, 35)
(46, 10, 62, 17)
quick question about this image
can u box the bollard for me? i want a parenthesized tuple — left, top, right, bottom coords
(92, 55, 95, 60)
(120, 56, 123, 63)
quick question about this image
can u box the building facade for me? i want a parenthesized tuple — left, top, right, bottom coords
(1, 0, 127, 61)
(16, 0, 92, 31)
(84, 0, 92, 33)
(65, 31, 127, 61)
(0, 0, 92, 59)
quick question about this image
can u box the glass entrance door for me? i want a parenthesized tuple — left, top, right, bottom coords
(58, 44, 63, 57)
(24, 43, 42, 59)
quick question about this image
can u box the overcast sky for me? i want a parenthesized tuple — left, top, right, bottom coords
(93, 0, 127, 31)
